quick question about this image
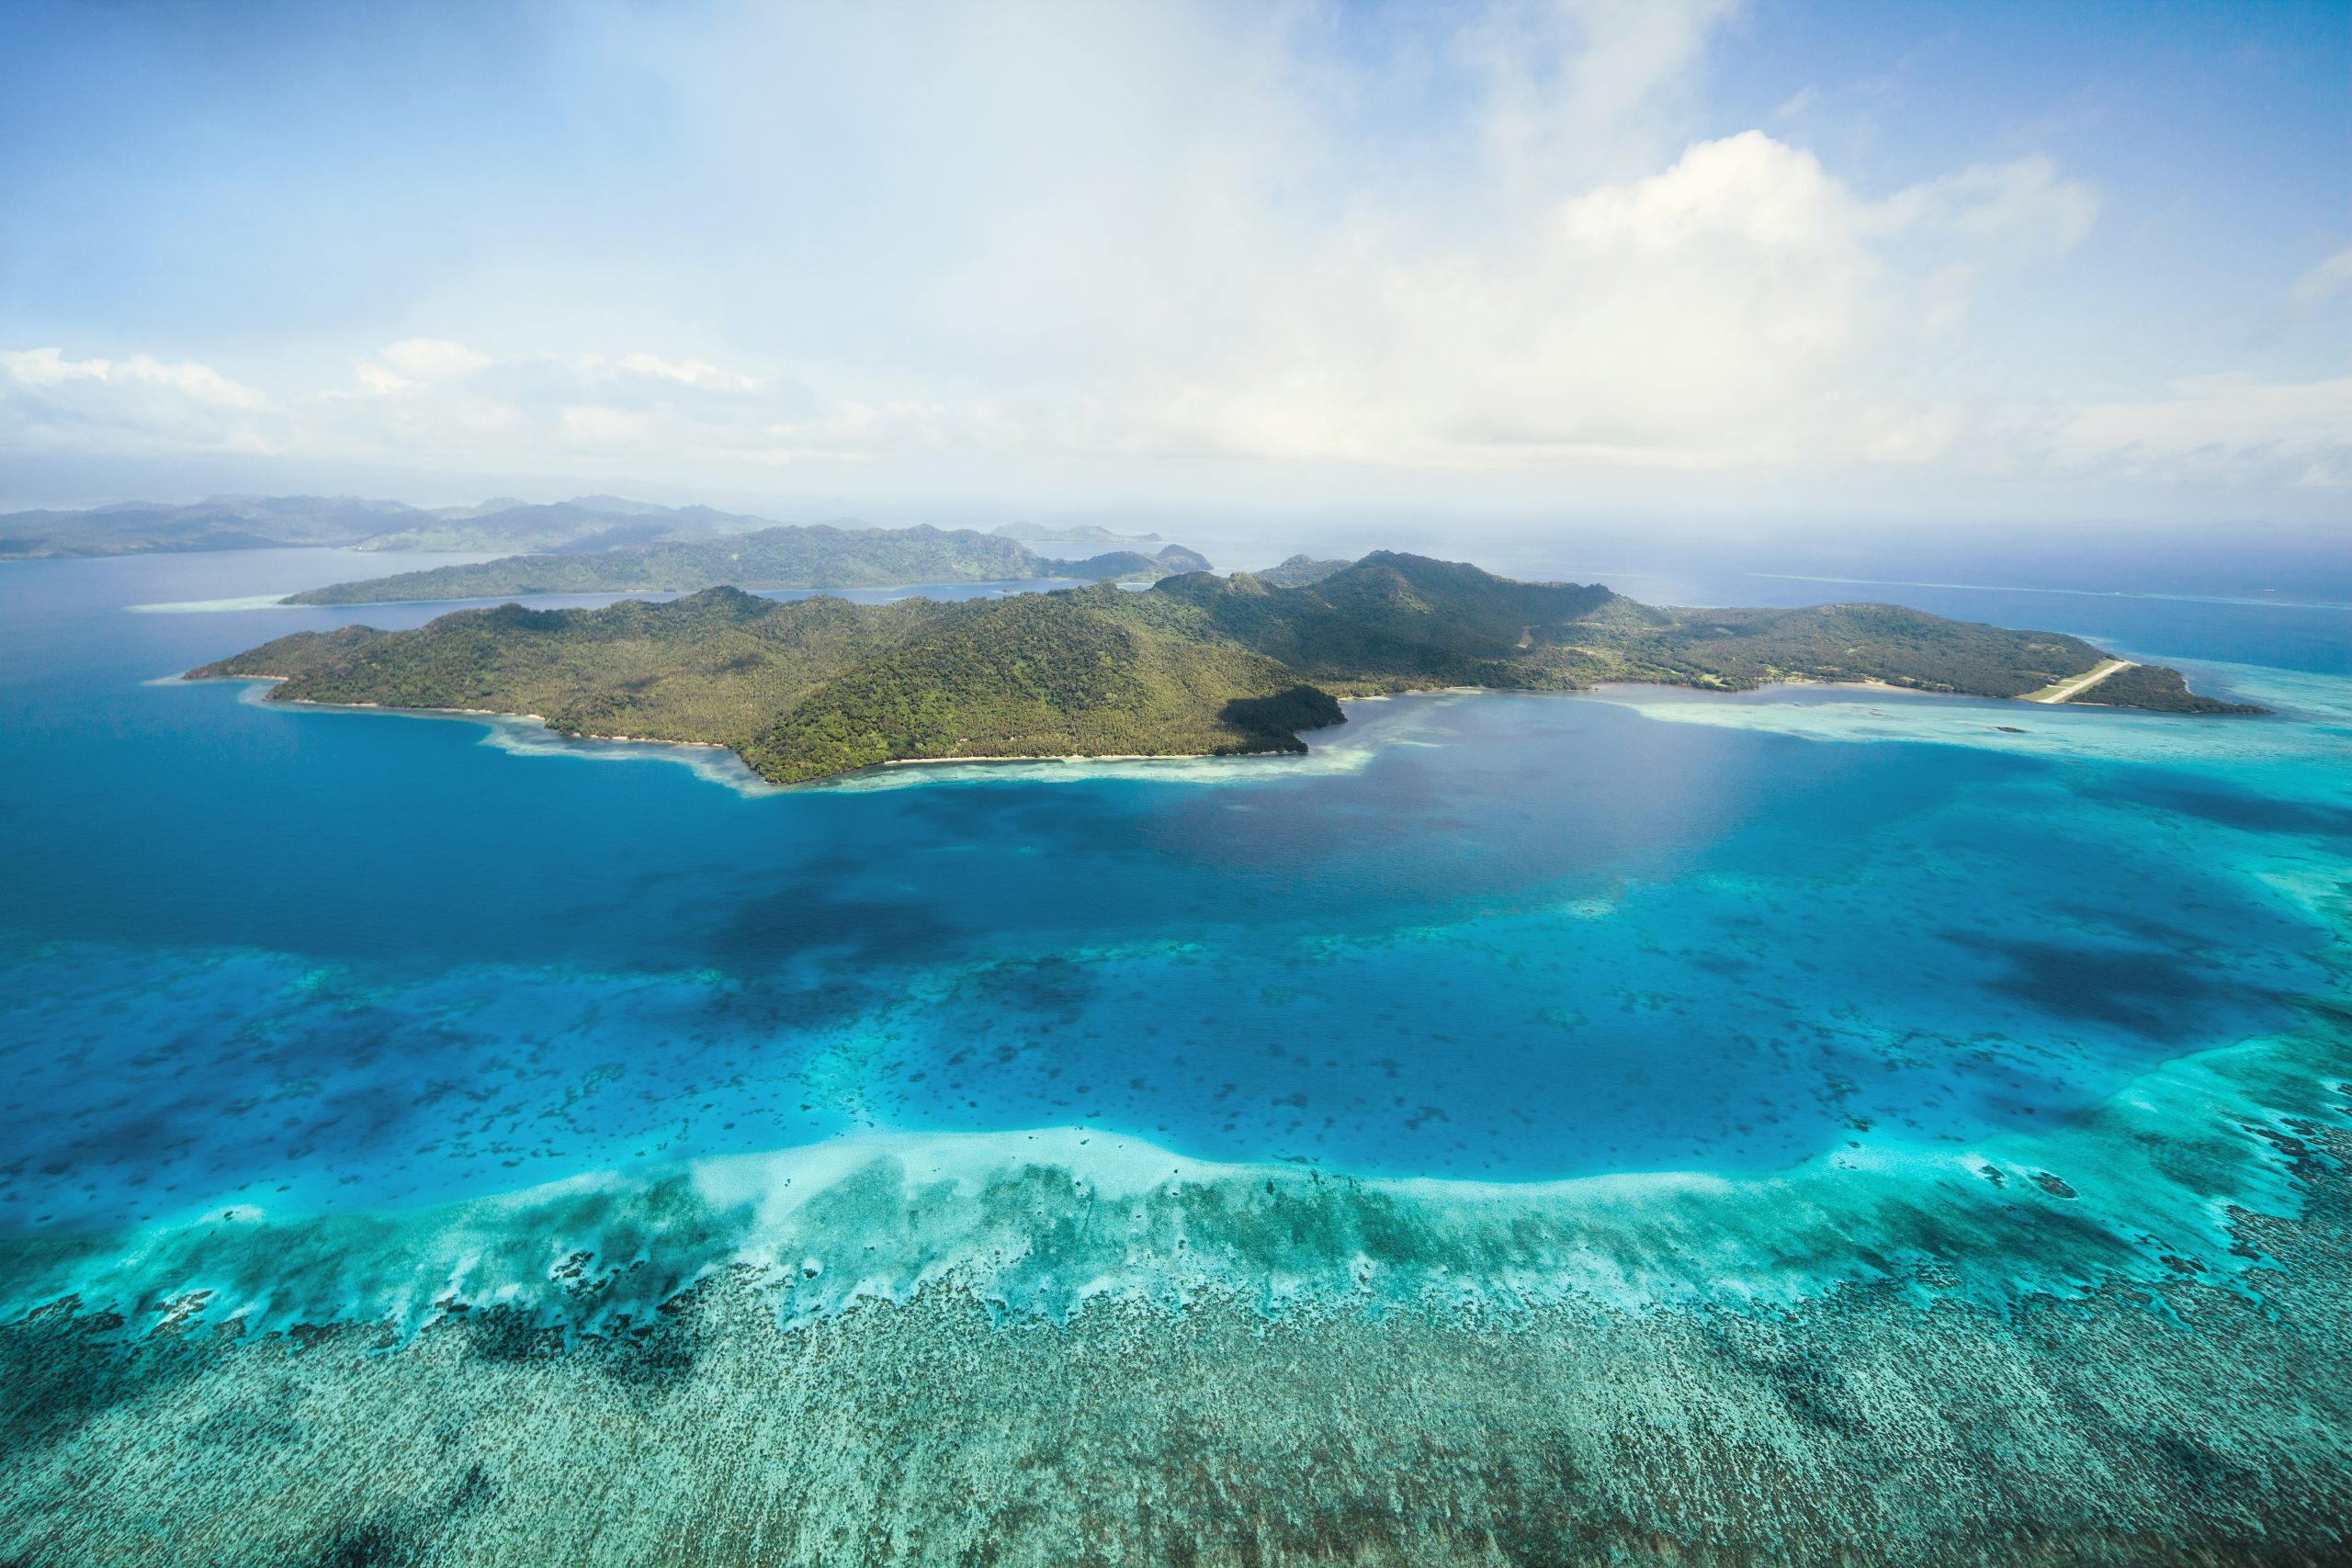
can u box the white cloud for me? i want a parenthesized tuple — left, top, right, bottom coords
(1133, 132, 2098, 471)
(2290, 244, 2352, 309)
(296, 345, 893, 474)
(0, 346, 274, 455)
(2040, 373, 2352, 488)
(559, 404, 649, 444)
(353, 340, 491, 395)
(1874, 154, 2099, 252)
(0, 1, 2327, 513)
(610, 353, 764, 392)
(354, 362, 412, 394)
(379, 338, 492, 378)
(0, 347, 104, 388)
(1, 336, 839, 473)
(1464, 0, 1743, 186)
(1, 346, 265, 407)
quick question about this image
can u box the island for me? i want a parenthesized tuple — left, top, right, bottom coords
(279, 528, 1212, 605)
(0, 490, 1213, 573)
(1029, 544, 1211, 582)
(190, 552, 2265, 784)
(1255, 554, 1352, 587)
(0, 491, 777, 559)
(991, 522, 1163, 546)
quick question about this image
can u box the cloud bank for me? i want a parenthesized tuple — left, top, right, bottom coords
(0, 0, 2343, 514)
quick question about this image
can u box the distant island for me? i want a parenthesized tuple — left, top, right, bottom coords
(991, 522, 1164, 546)
(191, 552, 2265, 785)
(0, 491, 1216, 570)
(1255, 554, 1352, 587)
(281, 527, 1213, 605)
(0, 492, 786, 559)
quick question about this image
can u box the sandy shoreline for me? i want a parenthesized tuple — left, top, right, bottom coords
(186, 674, 740, 750)
(182, 669, 2018, 790)
(880, 750, 1226, 767)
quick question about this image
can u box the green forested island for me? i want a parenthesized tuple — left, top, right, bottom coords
(194, 553, 2261, 784)
(2060, 661, 2266, 715)
(282, 526, 1210, 605)
(991, 522, 1162, 546)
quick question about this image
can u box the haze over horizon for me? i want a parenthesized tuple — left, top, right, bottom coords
(2, 0, 2346, 533)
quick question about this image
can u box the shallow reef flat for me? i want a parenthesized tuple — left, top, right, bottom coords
(1, 1148, 2345, 1565)
(3, 1001, 2346, 1565)
(1589, 656, 2345, 781)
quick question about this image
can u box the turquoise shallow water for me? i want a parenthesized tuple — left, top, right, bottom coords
(0, 549, 2345, 1240)
(5, 546, 2351, 1564)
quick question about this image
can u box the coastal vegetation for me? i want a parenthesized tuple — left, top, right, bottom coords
(195, 552, 2262, 784)
(197, 584, 1322, 783)
(1156, 553, 2132, 699)
(2065, 661, 2266, 714)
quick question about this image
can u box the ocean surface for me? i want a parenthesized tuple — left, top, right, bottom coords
(4, 543, 2349, 1562)
(0, 548, 2344, 1235)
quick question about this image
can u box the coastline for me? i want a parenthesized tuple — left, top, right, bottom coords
(184, 674, 737, 751)
(180, 672, 1386, 793)
(881, 750, 1224, 768)
(184, 672, 1297, 778)
(182, 670, 2080, 793)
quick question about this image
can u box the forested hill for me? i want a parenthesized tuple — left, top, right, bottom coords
(1034, 545, 1213, 582)
(195, 552, 2262, 785)
(198, 583, 1330, 783)
(281, 529, 1212, 605)
(1158, 552, 2154, 700)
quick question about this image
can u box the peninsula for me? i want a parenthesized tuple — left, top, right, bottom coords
(192, 553, 2263, 784)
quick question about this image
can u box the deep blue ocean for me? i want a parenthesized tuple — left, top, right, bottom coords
(2, 545, 2346, 1234)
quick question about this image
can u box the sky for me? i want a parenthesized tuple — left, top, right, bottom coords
(0, 0, 2346, 529)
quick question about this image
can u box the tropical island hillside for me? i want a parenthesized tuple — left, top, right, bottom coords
(192, 552, 2263, 784)
(281, 526, 1211, 604)
(1256, 554, 1353, 587)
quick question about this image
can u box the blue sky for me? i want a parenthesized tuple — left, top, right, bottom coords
(0, 0, 2345, 525)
